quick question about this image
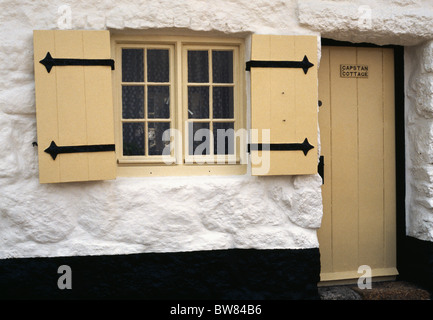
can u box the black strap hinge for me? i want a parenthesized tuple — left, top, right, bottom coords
(246, 55, 314, 74)
(247, 138, 314, 156)
(44, 141, 115, 160)
(40, 52, 115, 73)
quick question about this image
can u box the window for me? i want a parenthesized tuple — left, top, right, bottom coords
(184, 46, 236, 162)
(113, 35, 246, 176)
(33, 31, 318, 182)
(120, 45, 174, 162)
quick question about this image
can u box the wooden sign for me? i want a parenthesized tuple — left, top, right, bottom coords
(340, 64, 368, 78)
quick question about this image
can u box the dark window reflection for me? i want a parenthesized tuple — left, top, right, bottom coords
(212, 50, 233, 83)
(213, 122, 234, 155)
(122, 85, 144, 119)
(188, 51, 209, 83)
(188, 86, 209, 119)
(122, 49, 144, 82)
(188, 122, 210, 155)
(123, 122, 145, 156)
(213, 87, 234, 119)
(148, 86, 170, 119)
(148, 122, 170, 156)
(147, 49, 169, 83)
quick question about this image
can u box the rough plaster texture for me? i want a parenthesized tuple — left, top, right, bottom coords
(0, 0, 432, 258)
(298, 0, 433, 46)
(406, 40, 433, 241)
(0, 175, 323, 258)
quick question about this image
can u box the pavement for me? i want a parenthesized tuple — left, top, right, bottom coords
(318, 280, 432, 300)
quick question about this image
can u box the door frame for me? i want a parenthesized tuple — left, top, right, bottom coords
(319, 38, 406, 281)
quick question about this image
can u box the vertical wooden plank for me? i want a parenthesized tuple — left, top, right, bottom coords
(55, 30, 89, 182)
(329, 47, 359, 273)
(357, 47, 384, 269)
(250, 37, 271, 141)
(317, 47, 333, 275)
(250, 35, 271, 174)
(383, 48, 397, 270)
(83, 31, 116, 181)
(250, 35, 271, 142)
(33, 30, 60, 183)
(270, 36, 295, 143)
(293, 36, 318, 173)
(268, 36, 296, 175)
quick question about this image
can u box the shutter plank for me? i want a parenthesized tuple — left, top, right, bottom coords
(55, 30, 89, 182)
(33, 31, 60, 183)
(268, 36, 297, 175)
(293, 36, 318, 173)
(83, 31, 116, 181)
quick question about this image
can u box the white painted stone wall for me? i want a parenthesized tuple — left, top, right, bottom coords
(405, 40, 433, 241)
(0, 0, 432, 259)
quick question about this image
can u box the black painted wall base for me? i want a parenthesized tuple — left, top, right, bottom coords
(0, 248, 320, 300)
(399, 236, 433, 293)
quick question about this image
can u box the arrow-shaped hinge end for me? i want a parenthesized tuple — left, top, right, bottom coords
(39, 52, 54, 73)
(301, 55, 314, 75)
(44, 140, 59, 160)
(301, 138, 314, 156)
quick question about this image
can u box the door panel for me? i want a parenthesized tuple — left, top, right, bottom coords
(318, 46, 397, 282)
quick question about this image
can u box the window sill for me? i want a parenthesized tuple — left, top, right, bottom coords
(118, 156, 176, 165)
(116, 163, 247, 177)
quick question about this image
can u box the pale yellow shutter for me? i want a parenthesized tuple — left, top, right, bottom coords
(33, 30, 116, 183)
(249, 35, 318, 175)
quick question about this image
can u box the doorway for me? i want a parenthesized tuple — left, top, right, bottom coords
(317, 44, 399, 283)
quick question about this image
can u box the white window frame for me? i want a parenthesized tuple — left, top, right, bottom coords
(111, 34, 246, 177)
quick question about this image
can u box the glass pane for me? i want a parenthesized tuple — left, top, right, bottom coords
(147, 49, 169, 83)
(212, 51, 233, 83)
(122, 86, 144, 119)
(122, 49, 144, 82)
(213, 87, 234, 119)
(188, 86, 209, 119)
(188, 122, 210, 156)
(148, 122, 171, 156)
(148, 86, 170, 119)
(213, 122, 234, 155)
(123, 122, 145, 156)
(188, 51, 209, 83)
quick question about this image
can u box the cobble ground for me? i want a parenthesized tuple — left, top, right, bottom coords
(318, 281, 432, 300)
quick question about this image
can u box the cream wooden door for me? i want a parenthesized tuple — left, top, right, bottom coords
(317, 46, 398, 282)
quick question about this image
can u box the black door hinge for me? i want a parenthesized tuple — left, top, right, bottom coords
(318, 155, 324, 184)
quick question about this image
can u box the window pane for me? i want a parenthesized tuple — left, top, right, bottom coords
(213, 122, 234, 155)
(148, 122, 171, 156)
(188, 122, 210, 155)
(212, 51, 233, 83)
(148, 86, 170, 119)
(188, 51, 209, 83)
(122, 49, 144, 82)
(123, 122, 145, 156)
(213, 87, 234, 119)
(122, 86, 144, 119)
(147, 49, 169, 83)
(188, 86, 209, 119)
